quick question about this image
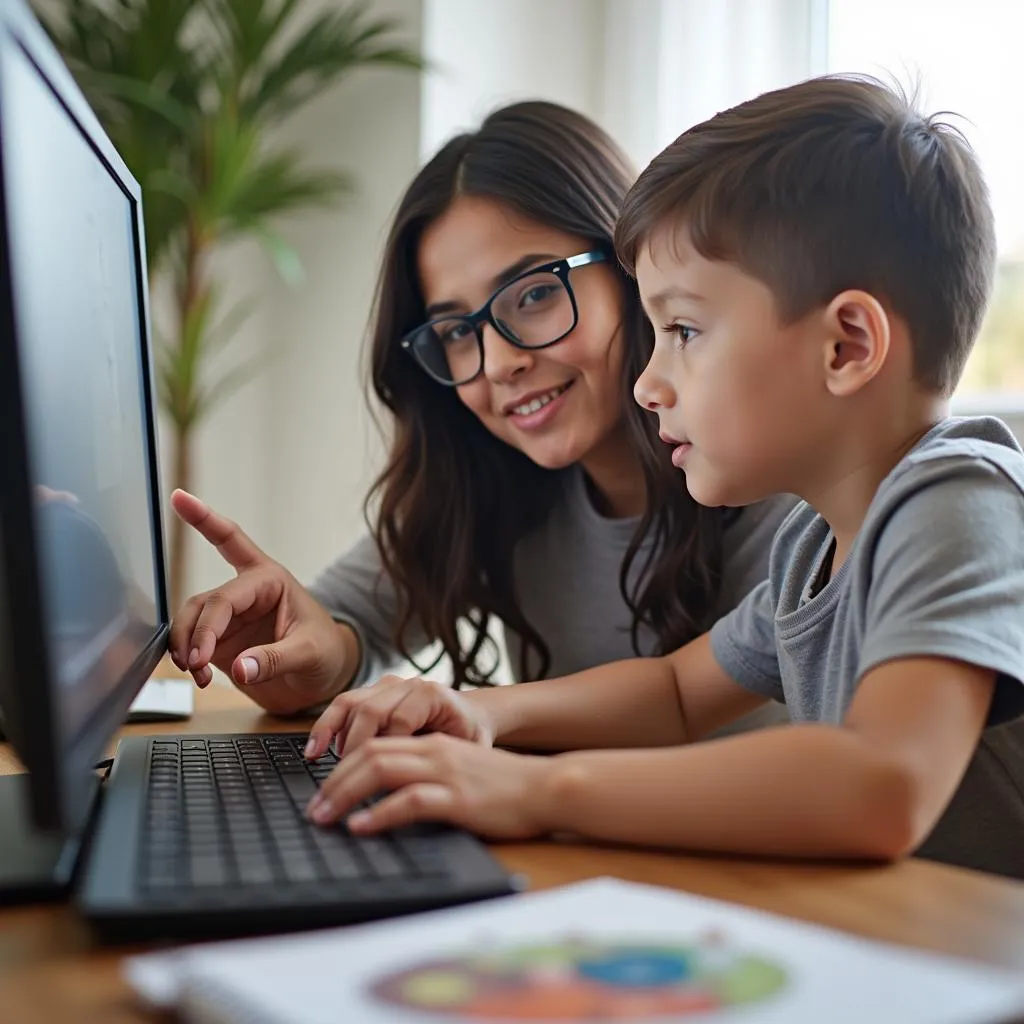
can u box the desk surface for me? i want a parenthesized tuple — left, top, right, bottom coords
(2, 682, 1024, 1023)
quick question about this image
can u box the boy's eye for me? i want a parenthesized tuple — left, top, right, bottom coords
(665, 324, 699, 349)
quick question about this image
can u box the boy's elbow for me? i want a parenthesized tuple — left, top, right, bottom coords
(846, 758, 926, 862)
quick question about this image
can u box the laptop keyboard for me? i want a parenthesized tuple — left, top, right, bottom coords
(139, 735, 445, 892)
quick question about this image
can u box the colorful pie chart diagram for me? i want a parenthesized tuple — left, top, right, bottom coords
(368, 933, 788, 1019)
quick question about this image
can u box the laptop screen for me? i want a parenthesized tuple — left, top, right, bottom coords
(2, 39, 161, 747)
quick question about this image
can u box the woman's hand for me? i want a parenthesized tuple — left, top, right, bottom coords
(306, 733, 557, 840)
(304, 675, 494, 759)
(169, 489, 357, 715)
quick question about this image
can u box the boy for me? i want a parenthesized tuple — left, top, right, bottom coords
(303, 76, 1024, 879)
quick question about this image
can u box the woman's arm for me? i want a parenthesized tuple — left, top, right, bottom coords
(307, 532, 434, 692)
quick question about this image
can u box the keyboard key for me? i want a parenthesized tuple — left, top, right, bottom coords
(143, 873, 180, 889)
(353, 837, 406, 878)
(310, 833, 363, 880)
(263, 807, 298, 825)
(274, 838, 308, 856)
(399, 838, 451, 877)
(227, 818, 262, 833)
(280, 773, 317, 806)
(145, 857, 180, 875)
(236, 859, 275, 885)
(190, 855, 228, 886)
(225, 815, 260, 831)
(281, 854, 320, 883)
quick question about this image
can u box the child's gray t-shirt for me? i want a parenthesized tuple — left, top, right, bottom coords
(710, 415, 1024, 878)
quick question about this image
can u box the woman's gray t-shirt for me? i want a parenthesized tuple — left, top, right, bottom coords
(308, 470, 795, 730)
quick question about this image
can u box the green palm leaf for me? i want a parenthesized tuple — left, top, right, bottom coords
(239, 1, 424, 122)
(35, 0, 422, 610)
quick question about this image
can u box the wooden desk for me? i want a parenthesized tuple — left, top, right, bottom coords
(1, 683, 1024, 1023)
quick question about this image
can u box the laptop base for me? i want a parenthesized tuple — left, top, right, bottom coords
(0, 772, 94, 904)
(77, 733, 522, 942)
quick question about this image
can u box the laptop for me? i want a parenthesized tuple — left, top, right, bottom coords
(0, 0, 515, 939)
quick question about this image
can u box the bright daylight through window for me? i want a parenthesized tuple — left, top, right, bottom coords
(829, 0, 1024, 402)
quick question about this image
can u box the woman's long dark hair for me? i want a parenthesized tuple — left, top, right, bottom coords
(366, 101, 727, 685)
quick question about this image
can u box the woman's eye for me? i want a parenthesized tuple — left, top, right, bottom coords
(439, 322, 474, 345)
(519, 284, 558, 308)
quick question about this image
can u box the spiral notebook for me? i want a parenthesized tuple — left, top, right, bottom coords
(124, 877, 1024, 1024)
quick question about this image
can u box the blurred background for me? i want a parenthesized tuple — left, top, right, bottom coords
(35, 0, 1024, 607)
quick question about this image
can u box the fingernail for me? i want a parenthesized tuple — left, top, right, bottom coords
(241, 657, 259, 682)
(304, 738, 316, 758)
(188, 648, 200, 668)
(348, 810, 371, 830)
(312, 801, 334, 824)
(306, 794, 322, 816)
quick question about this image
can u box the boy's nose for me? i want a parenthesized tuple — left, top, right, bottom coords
(634, 360, 669, 411)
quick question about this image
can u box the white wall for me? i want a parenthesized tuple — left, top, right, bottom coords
(422, 0, 825, 174)
(420, 0, 604, 161)
(262, 0, 424, 584)
(176, 0, 424, 597)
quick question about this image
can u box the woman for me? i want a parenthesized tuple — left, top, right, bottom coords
(170, 101, 794, 730)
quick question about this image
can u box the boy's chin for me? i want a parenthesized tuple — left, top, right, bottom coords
(682, 473, 722, 507)
(684, 470, 767, 509)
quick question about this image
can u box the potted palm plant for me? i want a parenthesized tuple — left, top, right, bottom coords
(36, 0, 422, 611)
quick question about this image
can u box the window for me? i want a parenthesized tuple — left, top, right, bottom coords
(828, 0, 1024, 403)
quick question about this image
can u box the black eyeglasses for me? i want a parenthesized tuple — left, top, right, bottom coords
(400, 250, 608, 386)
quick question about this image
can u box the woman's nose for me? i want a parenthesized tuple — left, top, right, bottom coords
(481, 322, 533, 383)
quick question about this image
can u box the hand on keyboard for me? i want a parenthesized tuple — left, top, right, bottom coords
(305, 732, 556, 841)
(305, 675, 494, 760)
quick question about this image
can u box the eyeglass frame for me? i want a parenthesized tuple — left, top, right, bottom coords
(399, 249, 610, 386)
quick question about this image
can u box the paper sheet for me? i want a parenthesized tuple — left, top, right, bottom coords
(124, 877, 1024, 1023)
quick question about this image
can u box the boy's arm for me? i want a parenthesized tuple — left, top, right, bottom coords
(466, 632, 770, 751)
(319, 653, 994, 857)
(536, 655, 995, 859)
(531, 460, 1024, 859)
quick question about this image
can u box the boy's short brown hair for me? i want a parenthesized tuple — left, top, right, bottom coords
(615, 76, 996, 396)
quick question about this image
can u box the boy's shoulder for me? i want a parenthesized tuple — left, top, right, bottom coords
(889, 414, 1024, 483)
(768, 415, 1024, 593)
(869, 415, 1024, 528)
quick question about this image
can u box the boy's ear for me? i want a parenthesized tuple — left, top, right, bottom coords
(820, 290, 890, 397)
